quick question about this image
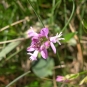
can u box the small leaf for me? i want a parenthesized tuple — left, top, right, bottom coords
(32, 57, 54, 78)
(0, 41, 21, 61)
(64, 32, 76, 42)
(82, 20, 87, 29)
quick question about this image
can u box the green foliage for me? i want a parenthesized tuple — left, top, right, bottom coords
(41, 81, 52, 87)
(32, 57, 54, 78)
(64, 32, 76, 42)
(65, 73, 79, 80)
(0, 41, 21, 60)
(0, 0, 87, 87)
(82, 20, 87, 33)
(25, 81, 39, 87)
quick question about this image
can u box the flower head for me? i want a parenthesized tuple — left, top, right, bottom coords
(27, 27, 64, 61)
(27, 27, 50, 60)
(56, 76, 65, 82)
(56, 74, 79, 83)
(56, 76, 70, 83)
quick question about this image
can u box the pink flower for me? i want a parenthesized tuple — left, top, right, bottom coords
(56, 74, 78, 83)
(56, 76, 64, 82)
(27, 27, 64, 61)
(56, 76, 71, 83)
(27, 27, 50, 60)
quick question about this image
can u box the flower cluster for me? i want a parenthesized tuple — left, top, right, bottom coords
(27, 27, 64, 61)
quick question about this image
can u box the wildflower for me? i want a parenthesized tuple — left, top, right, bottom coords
(56, 76, 65, 82)
(27, 27, 64, 61)
(56, 76, 71, 82)
(56, 74, 79, 83)
(27, 27, 50, 60)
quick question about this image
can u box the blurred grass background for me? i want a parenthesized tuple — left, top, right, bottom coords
(0, 0, 87, 87)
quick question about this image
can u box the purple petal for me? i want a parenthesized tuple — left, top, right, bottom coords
(32, 36, 39, 42)
(40, 28, 49, 38)
(50, 36, 57, 43)
(41, 48, 48, 59)
(27, 47, 35, 51)
(27, 27, 38, 37)
(50, 42, 56, 54)
(44, 41, 50, 49)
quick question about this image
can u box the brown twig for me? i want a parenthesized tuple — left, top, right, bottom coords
(53, 65, 66, 70)
(81, 36, 87, 40)
(0, 37, 28, 44)
(17, 0, 25, 12)
(0, 17, 29, 32)
(69, 23, 83, 68)
(53, 70, 57, 87)
(80, 40, 87, 44)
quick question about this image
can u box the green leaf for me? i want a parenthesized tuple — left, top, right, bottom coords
(0, 41, 21, 61)
(64, 32, 76, 42)
(41, 81, 52, 87)
(32, 57, 54, 78)
(79, 76, 87, 85)
(82, 20, 87, 29)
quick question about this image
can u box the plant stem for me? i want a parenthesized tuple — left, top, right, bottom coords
(51, 0, 55, 25)
(6, 71, 31, 87)
(27, 0, 45, 28)
(62, 0, 75, 32)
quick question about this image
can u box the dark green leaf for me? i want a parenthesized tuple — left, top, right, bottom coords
(32, 57, 54, 78)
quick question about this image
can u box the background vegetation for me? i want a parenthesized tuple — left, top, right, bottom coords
(0, 0, 87, 87)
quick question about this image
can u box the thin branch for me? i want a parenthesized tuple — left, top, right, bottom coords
(0, 37, 28, 44)
(69, 23, 83, 68)
(0, 17, 29, 32)
(62, 0, 75, 32)
(6, 71, 31, 87)
(53, 70, 57, 87)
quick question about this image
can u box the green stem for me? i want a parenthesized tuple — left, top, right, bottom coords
(62, 0, 75, 32)
(27, 0, 45, 28)
(36, 0, 40, 15)
(56, 49, 65, 76)
(64, 0, 67, 24)
(6, 47, 24, 61)
(79, 3, 85, 38)
(6, 71, 31, 87)
(79, 70, 87, 75)
(51, 0, 61, 25)
(51, 0, 55, 25)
